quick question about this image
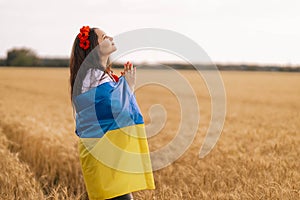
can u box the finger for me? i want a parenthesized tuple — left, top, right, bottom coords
(126, 64, 130, 71)
(124, 63, 129, 71)
(133, 67, 136, 75)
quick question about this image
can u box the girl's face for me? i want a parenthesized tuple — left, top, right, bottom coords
(95, 28, 117, 56)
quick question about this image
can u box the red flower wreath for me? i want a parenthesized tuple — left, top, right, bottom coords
(77, 26, 90, 50)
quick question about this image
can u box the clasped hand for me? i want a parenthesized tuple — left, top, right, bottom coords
(121, 61, 136, 92)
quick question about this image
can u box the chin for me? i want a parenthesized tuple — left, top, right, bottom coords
(112, 46, 117, 52)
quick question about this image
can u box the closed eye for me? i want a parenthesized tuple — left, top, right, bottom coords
(104, 35, 112, 40)
(101, 34, 113, 42)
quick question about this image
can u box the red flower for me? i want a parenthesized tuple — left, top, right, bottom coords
(80, 26, 90, 33)
(79, 40, 90, 50)
(77, 32, 89, 40)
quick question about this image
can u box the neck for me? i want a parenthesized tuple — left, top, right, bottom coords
(100, 55, 109, 70)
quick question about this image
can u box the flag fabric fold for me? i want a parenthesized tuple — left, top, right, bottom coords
(73, 76, 155, 200)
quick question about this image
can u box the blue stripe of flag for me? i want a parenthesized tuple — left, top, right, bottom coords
(73, 76, 144, 138)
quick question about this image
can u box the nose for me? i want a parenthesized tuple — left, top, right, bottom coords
(109, 36, 113, 41)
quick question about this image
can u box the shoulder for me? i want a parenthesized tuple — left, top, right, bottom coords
(92, 68, 105, 77)
(86, 68, 105, 78)
(83, 68, 106, 81)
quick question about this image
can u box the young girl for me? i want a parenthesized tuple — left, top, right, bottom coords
(69, 26, 155, 200)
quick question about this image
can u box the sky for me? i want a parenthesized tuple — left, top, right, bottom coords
(0, 0, 300, 65)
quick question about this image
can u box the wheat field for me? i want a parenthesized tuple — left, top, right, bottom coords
(0, 67, 299, 200)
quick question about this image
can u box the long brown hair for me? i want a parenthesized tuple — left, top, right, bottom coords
(69, 27, 112, 100)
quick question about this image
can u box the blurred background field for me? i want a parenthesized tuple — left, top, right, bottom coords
(0, 67, 299, 199)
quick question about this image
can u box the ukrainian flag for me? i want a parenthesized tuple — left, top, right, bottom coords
(73, 76, 155, 200)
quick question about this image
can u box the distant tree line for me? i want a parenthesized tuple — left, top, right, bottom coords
(0, 47, 69, 67)
(1, 47, 299, 72)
